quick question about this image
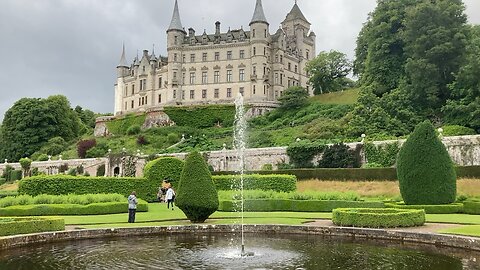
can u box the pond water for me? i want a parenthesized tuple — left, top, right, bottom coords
(0, 233, 479, 269)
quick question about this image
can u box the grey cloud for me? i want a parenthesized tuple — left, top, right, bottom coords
(0, 0, 478, 120)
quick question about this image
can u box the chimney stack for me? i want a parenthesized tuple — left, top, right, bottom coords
(215, 21, 221, 35)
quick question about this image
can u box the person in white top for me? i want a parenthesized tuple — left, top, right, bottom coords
(165, 186, 175, 210)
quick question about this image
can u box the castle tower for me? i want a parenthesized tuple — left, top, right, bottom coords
(249, 0, 270, 101)
(114, 44, 129, 115)
(166, 0, 186, 103)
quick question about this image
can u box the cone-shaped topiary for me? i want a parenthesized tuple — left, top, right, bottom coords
(176, 151, 219, 223)
(397, 120, 456, 205)
(143, 157, 185, 186)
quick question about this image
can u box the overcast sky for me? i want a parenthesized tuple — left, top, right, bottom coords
(0, 0, 479, 120)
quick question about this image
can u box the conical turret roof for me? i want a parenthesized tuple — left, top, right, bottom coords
(168, 0, 184, 32)
(250, 0, 268, 26)
(283, 3, 310, 24)
(117, 43, 128, 67)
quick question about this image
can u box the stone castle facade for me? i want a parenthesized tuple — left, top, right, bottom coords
(113, 0, 316, 116)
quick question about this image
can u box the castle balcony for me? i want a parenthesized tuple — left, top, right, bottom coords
(250, 74, 257, 81)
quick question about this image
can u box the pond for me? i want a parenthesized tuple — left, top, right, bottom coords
(0, 233, 478, 269)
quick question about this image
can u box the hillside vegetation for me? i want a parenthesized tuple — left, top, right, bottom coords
(57, 89, 360, 159)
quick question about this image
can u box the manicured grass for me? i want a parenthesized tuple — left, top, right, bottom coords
(310, 88, 360, 105)
(426, 214, 480, 225)
(440, 225, 480, 237)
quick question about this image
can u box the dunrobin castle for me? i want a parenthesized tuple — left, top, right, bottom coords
(113, 0, 316, 116)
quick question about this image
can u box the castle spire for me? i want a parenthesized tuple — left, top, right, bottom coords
(250, 0, 269, 26)
(117, 43, 128, 67)
(283, 1, 310, 24)
(168, 0, 184, 32)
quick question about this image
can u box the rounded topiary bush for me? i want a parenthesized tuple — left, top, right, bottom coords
(143, 157, 185, 186)
(397, 120, 456, 205)
(176, 151, 219, 223)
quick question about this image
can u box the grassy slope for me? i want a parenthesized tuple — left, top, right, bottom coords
(59, 89, 360, 159)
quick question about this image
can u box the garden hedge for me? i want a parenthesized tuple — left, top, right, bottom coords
(332, 208, 425, 228)
(464, 201, 480, 215)
(19, 175, 158, 202)
(143, 157, 185, 186)
(214, 174, 297, 192)
(164, 105, 235, 128)
(218, 199, 384, 212)
(0, 217, 65, 236)
(385, 202, 464, 214)
(0, 201, 148, 216)
(213, 166, 480, 181)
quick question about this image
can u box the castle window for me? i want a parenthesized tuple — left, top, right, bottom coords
(173, 72, 177, 79)
(227, 51, 232, 60)
(253, 47, 256, 55)
(275, 73, 279, 84)
(182, 90, 185, 100)
(295, 65, 298, 73)
(214, 89, 219, 98)
(253, 85, 256, 95)
(275, 55, 278, 63)
(189, 72, 196, 84)
(141, 97, 144, 105)
(239, 87, 244, 96)
(131, 100, 134, 109)
(158, 94, 162, 103)
(190, 90, 195, 99)
(174, 53, 178, 62)
(239, 69, 245, 81)
(202, 53, 207, 62)
(124, 102, 127, 110)
(202, 72, 208, 84)
(183, 54, 186, 63)
(253, 29, 256, 38)
(215, 52, 220, 61)
(288, 63, 291, 71)
(145, 96, 148, 104)
(190, 54, 195, 62)
(182, 73, 185, 83)
(280, 55, 283, 63)
(253, 66, 256, 75)
(159, 77, 162, 88)
(227, 88, 232, 98)
(132, 84, 135, 95)
(264, 85, 266, 95)
(202, 89, 207, 99)
(173, 90, 177, 99)
(263, 67, 266, 76)
(263, 47, 266, 55)
(288, 79, 291, 87)
(143, 66, 146, 72)
(240, 50, 245, 59)
(174, 36, 178, 45)
(264, 29, 267, 38)
(139, 98, 141, 106)
(226, 70, 232, 82)
(125, 86, 128, 96)
(306, 50, 310, 60)
(214, 71, 220, 83)
(280, 74, 283, 85)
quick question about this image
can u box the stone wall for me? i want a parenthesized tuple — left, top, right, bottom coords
(0, 158, 107, 177)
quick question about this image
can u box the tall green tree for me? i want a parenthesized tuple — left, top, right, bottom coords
(306, 50, 352, 95)
(402, 0, 469, 117)
(0, 95, 85, 161)
(278, 86, 309, 111)
(443, 25, 480, 132)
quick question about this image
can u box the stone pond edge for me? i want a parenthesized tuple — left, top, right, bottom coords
(1, 224, 479, 252)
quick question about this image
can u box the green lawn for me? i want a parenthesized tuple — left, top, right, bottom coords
(440, 225, 480, 237)
(310, 88, 360, 105)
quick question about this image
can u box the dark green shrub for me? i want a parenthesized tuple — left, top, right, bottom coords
(2, 165, 14, 182)
(0, 217, 65, 236)
(332, 208, 425, 228)
(77, 139, 96, 159)
(96, 164, 106, 177)
(0, 190, 18, 198)
(213, 174, 297, 192)
(143, 157, 185, 187)
(176, 151, 219, 223)
(137, 135, 148, 145)
(318, 143, 362, 168)
(10, 170, 22, 181)
(18, 175, 158, 202)
(0, 201, 148, 216)
(164, 105, 235, 128)
(67, 168, 77, 176)
(397, 121, 457, 205)
(385, 202, 464, 214)
(106, 114, 146, 135)
(463, 201, 480, 215)
(127, 125, 141, 135)
(58, 164, 69, 174)
(286, 141, 327, 168)
(31, 167, 40, 176)
(456, 166, 480, 178)
(19, 157, 32, 177)
(364, 142, 400, 167)
(85, 142, 109, 158)
(261, 164, 273, 171)
(0, 178, 5, 185)
(219, 200, 384, 212)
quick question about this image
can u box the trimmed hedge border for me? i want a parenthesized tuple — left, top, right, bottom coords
(464, 201, 480, 215)
(218, 199, 384, 212)
(18, 175, 158, 202)
(385, 202, 464, 214)
(0, 201, 148, 216)
(213, 166, 480, 181)
(332, 208, 425, 228)
(214, 174, 297, 192)
(0, 217, 65, 236)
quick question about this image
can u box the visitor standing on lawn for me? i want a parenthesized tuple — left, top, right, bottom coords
(165, 186, 175, 210)
(128, 191, 138, 223)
